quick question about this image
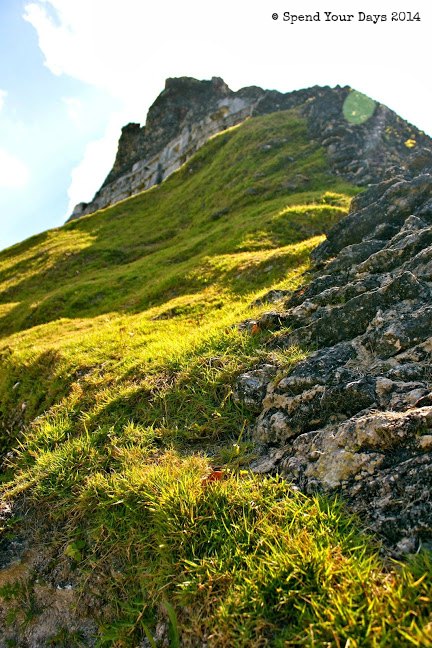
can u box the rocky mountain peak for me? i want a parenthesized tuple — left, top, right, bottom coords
(69, 77, 432, 223)
(163, 75, 231, 94)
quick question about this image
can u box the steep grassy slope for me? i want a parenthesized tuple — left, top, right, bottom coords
(0, 112, 353, 333)
(0, 110, 356, 450)
(0, 109, 431, 646)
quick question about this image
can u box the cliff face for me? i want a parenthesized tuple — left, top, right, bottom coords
(69, 77, 431, 220)
(69, 77, 263, 219)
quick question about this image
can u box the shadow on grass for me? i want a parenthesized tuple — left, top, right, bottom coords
(0, 348, 69, 459)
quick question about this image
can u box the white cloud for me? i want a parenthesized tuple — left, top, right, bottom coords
(0, 90, 7, 113)
(23, 0, 432, 105)
(0, 149, 30, 188)
(23, 1, 172, 110)
(23, 0, 432, 214)
(62, 96, 83, 126)
(66, 115, 121, 213)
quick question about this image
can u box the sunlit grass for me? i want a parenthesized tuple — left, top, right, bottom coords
(5, 451, 432, 646)
(0, 108, 430, 646)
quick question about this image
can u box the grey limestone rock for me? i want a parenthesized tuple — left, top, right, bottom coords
(233, 364, 277, 412)
(68, 77, 432, 221)
(236, 165, 432, 553)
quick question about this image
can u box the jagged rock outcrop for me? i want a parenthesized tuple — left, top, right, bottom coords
(68, 77, 431, 220)
(235, 151, 432, 554)
(69, 77, 263, 219)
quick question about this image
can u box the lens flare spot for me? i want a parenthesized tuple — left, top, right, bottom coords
(343, 91, 376, 125)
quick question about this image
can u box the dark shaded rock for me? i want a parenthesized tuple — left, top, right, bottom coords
(0, 501, 28, 570)
(312, 174, 432, 262)
(406, 147, 432, 173)
(402, 244, 432, 280)
(233, 364, 277, 412)
(275, 342, 357, 395)
(255, 377, 377, 444)
(324, 239, 385, 272)
(348, 451, 432, 553)
(276, 271, 430, 349)
(239, 164, 432, 553)
(287, 272, 350, 307)
(364, 304, 432, 358)
(257, 311, 289, 330)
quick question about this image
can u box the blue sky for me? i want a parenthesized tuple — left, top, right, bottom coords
(0, 1, 120, 249)
(1, 0, 431, 251)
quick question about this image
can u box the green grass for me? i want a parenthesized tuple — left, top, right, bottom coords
(0, 111, 354, 335)
(0, 108, 431, 646)
(4, 455, 432, 646)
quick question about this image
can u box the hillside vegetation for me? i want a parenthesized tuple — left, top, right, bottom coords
(0, 109, 431, 646)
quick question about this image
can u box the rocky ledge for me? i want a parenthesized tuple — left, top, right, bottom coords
(235, 149, 432, 555)
(68, 77, 431, 220)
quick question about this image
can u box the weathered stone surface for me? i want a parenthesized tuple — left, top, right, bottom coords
(233, 364, 277, 412)
(237, 165, 432, 553)
(312, 174, 432, 262)
(68, 77, 263, 220)
(68, 77, 432, 220)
